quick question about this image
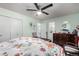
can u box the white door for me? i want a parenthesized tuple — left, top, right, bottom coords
(0, 16, 10, 42)
(17, 20, 23, 37)
(36, 23, 41, 38)
(11, 20, 22, 39)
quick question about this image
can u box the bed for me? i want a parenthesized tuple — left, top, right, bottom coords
(0, 37, 64, 56)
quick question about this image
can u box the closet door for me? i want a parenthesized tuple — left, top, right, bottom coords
(0, 16, 10, 42)
(36, 23, 41, 38)
(11, 20, 22, 39)
(17, 20, 23, 37)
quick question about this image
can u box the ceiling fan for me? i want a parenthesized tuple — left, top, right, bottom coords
(26, 3, 53, 15)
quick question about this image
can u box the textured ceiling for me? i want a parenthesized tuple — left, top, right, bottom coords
(0, 3, 79, 20)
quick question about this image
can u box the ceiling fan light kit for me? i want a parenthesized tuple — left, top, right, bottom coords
(37, 11, 42, 15)
(26, 3, 53, 16)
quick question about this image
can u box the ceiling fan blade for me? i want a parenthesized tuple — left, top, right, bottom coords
(42, 11, 49, 15)
(41, 4, 53, 10)
(26, 9, 37, 11)
(34, 3, 40, 10)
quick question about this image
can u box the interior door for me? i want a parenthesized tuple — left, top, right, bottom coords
(17, 20, 23, 37)
(0, 16, 10, 42)
(10, 19, 22, 39)
(36, 23, 41, 38)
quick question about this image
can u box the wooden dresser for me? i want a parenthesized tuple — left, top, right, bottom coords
(53, 33, 76, 47)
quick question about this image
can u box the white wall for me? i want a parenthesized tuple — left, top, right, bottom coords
(43, 13, 79, 33)
(38, 13, 79, 41)
(0, 8, 39, 42)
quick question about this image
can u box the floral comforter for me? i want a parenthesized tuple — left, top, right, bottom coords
(0, 37, 64, 56)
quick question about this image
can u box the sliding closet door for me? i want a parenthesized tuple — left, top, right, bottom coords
(10, 19, 22, 39)
(0, 16, 10, 42)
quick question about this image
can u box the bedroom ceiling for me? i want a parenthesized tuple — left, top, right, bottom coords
(0, 3, 79, 20)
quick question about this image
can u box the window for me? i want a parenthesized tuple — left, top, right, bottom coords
(49, 22, 55, 33)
